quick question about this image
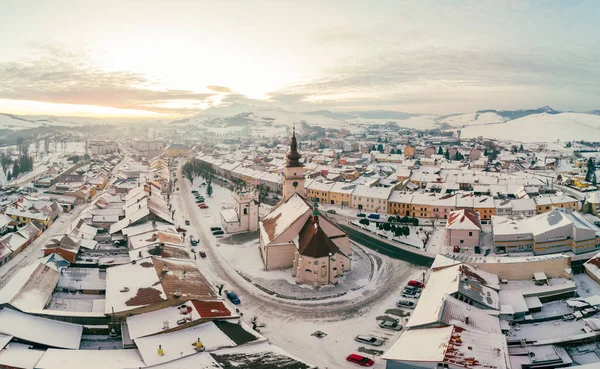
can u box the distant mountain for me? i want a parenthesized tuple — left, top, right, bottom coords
(588, 110, 600, 116)
(302, 110, 356, 120)
(476, 106, 560, 120)
(303, 109, 420, 120)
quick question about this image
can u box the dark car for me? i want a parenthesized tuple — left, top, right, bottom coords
(404, 285, 420, 292)
(346, 354, 374, 367)
(198, 251, 206, 258)
(396, 300, 415, 309)
(176, 226, 187, 232)
(212, 230, 224, 235)
(210, 227, 222, 231)
(226, 291, 240, 304)
(474, 246, 481, 254)
(185, 220, 190, 226)
(367, 213, 380, 220)
(357, 213, 366, 218)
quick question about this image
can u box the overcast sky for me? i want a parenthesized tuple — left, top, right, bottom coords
(0, 0, 598, 117)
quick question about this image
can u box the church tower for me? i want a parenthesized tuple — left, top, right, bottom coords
(282, 127, 305, 201)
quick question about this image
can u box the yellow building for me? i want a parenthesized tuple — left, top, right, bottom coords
(165, 144, 190, 158)
(535, 195, 579, 214)
(329, 182, 355, 207)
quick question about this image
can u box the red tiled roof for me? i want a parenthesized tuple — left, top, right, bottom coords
(191, 300, 232, 318)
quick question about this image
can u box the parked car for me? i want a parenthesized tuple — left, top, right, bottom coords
(212, 230, 224, 235)
(199, 204, 209, 209)
(191, 190, 198, 194)
(354, 335, 384, 347)
(198, 251, 207, 258)
(226, 291, 240, 304)
(185, 220, 190, 226)
(403, 285, 420, 292)
(326, 209, 337, 214)
(396, 300, 415, 309)
(379, 320, 402, 331)
(474, 246, 481, 254)
(367, 213, 380, 220)
(401, 289, 421, 299)
(595, 221, 600, 227)
(210, 227, 222, 231)
(357, 213, 366, 218)
(453, 245, 460, 253)
(346, 354, 374, 367)
(176, 226, 187, 232)
(407, 280, 425, 288)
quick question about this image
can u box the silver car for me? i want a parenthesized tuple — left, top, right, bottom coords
(379, 321, 402, 331)
(396, 300, 416, 309)
(355, 335, 384, 346)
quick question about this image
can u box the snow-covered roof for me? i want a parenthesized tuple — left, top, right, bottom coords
(126, 301, 207, 340)
(0, 309, 82, 349)
(260, 193, 310, 245)
(35, 349, 146, 369)
(446, 209, 481, 231)
(0, 342, 45, 369)
(407, 264, 499, 328)
(383, 325, 509, 369)
(135, 321, 241, 367)
(220, 209, 239, 223)
(105, 258, 217, 314)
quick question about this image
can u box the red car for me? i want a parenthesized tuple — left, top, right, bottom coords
(346, 354, 374, 367)
(198, 204, 209, 209)
(453, 245, 460, 253)
(407, 280, 425, 288)
(198, 251, 207, 258)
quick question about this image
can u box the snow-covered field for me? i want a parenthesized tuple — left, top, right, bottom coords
(439, 111, 508, 127)
(460, 112, 600, 142)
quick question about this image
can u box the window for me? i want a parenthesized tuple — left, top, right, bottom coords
(314, 261, 319, 265)
(460, 240, 464, 244)
(468, 232, 472, 236)
(305, 269, 312, 273)
(243, 208, 248, 215)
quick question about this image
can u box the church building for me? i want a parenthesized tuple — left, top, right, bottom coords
(220, 191, 259, 234)
(258, 128, 351, 286)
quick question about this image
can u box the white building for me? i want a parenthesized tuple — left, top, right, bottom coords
(220, 191, 259, 234)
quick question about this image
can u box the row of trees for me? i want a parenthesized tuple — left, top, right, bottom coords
(387, 215, 419, 226)
(182, 158, 216, 197)
(1, 136, 35, 181)
(376, 222, 411, 238)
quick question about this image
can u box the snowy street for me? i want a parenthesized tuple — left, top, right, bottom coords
(172, 167, 422, 368)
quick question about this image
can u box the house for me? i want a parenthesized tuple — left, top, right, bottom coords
(446, 209, 482, 248)
(328, 182, 355, 208)
(164, 143, 190, 157)
(351, 185, 393, 213)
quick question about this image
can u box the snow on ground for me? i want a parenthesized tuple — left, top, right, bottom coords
(353, 115, 439, 130)
(174, 173, 423, 369)
(218, 234, 374, 299)
(460, 112, 600, 142)
(439, 112, 507, 127)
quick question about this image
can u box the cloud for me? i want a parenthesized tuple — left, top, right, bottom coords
(0, 45, 216, 114)
(206, 85, 232, 93)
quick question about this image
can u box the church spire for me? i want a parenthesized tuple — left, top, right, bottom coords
(286, 125, 303, 167)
